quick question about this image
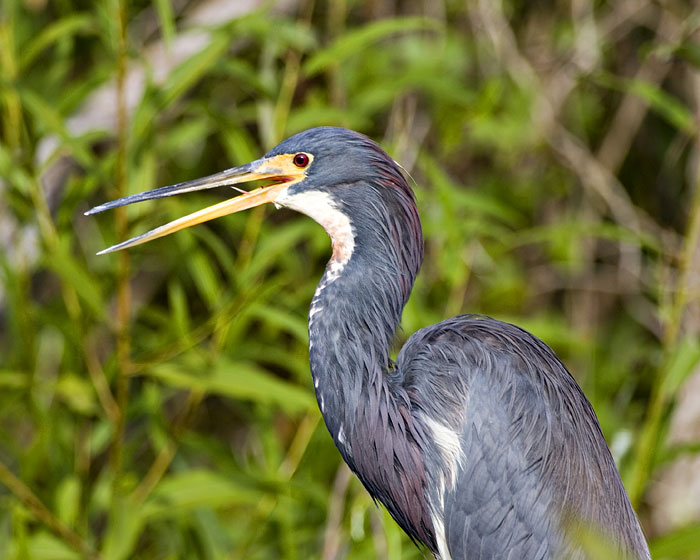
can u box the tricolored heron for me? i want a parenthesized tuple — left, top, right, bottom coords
(87, 127, 650, 559)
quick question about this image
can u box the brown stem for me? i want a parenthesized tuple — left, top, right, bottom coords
(108, 0, 132, 508)
(0, 459, 99, 560)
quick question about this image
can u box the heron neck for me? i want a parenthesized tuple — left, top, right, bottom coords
(307, 214, 435, 548)
(307, 203, 422, 446)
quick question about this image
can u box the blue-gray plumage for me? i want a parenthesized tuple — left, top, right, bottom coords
(87, 126, 650, 559)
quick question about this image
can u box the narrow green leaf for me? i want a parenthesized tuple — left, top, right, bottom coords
(146, 358, 315, 413)
(303, 17, 442, 76)
(18, 88, 95, 167)
(217, 58, 276, 97)
(160, 31, 231, 108)
(127, 148, 157, 197)
(0, 370, 27, 388)
(626, 79, 697, 134)
(594, 72, 696, 135)
(43, 246, 103, 318)
(0, 141, 34, 194)
(56, 373, 97, 415)
(153, 0, 176, 48)
(187, 250, 221, 309)
(674, 43, 700, 68)
(19, 14, 94, 71)
(144, 469, 260, 518)
(661, 336, 700, 400)
(101, 497, 145, 560)
(20, 531, 81, 560)
(54, 475, 81, 527)
(650, 522, 700, 558)
(168, 280, 191, 337)
(244, 220, 319, 282)
(247, 303, 309, 343)
(422, 158, 523, 225)
(510, 221, 661, 254)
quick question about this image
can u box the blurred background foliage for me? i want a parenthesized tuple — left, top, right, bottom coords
(0, 0, 699, 558)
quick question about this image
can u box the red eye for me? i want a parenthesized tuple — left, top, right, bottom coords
(293, 153, 309, 168)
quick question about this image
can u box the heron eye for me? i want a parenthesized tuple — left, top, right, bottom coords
(293, 153, 309, 168)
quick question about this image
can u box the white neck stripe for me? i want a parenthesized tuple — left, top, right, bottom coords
(275, 189, 355, 270)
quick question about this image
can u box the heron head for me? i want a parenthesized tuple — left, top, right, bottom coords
(86, 126, 415, 255)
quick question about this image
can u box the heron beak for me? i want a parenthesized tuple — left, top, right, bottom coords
(85, 155, 306, 254)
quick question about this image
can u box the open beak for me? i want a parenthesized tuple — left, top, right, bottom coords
(85, 155, 305, 255)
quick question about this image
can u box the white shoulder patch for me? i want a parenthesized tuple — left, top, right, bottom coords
(423, 415, 464, 492)
(422, 415, 462, 559)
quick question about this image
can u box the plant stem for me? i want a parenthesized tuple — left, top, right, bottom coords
(627, 148, 700, 506)
(108, 0, 131, 507)
(0, 459, 99, 560)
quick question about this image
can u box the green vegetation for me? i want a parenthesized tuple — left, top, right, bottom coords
(1, 0, 699, 558)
